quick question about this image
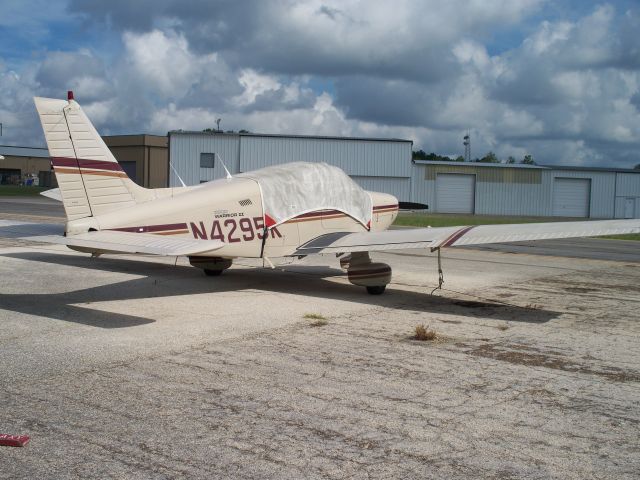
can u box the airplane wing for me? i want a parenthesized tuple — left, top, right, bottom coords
(0, 220, 223, 256)
(294, 219, 640, 255)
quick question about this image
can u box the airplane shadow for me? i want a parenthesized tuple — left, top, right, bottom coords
(0, 251, 561, 329)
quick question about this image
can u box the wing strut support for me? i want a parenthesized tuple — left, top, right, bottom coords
(430, 246, 444, 294)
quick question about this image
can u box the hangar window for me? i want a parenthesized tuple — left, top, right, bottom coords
(200, 153, 215, 168)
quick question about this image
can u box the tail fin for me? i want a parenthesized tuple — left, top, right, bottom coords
(34, 94, 146, 220)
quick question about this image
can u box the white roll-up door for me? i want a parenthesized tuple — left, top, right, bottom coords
(436, 174, 475, 213)
(553, 178, 591, 217)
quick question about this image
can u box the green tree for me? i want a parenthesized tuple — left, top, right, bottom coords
(507, 156, 516, 164)
(412, 149, 429, 160)
(412, 150, 454, 161)
(634, 163, 640, 170)
(454, 155, 465, 162)
(478, 151, 500, 163)
(522, 154, 536, 165)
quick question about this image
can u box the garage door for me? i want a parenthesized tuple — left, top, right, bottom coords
(553, 178, 590, 217)
(436, 174, 475, 214)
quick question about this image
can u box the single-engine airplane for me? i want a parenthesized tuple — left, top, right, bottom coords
(1, 93, 639, 294)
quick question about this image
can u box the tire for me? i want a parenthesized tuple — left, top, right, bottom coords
(204, 269, 223, 277)
(366, 285, 386, 295)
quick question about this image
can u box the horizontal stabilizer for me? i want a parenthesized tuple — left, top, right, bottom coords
(295, 219, 640, 254)
(0, 220, 223, 256)
(40, 188, 62, 201)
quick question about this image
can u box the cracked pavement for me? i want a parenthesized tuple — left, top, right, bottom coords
(1, 215, 639, 478)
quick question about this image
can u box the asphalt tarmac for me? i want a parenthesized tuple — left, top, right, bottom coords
(0, 196, 65, 218)
(1, 200, 639, 478)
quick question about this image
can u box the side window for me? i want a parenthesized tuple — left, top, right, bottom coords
(200, 153, 215, 168)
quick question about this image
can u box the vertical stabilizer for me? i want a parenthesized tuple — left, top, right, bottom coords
(34, 95, 145, 220)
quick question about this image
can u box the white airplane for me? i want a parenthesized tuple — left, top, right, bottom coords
(1, 93, 639, 294)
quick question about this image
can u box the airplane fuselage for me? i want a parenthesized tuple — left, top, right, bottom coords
(65, 176, 398, 259)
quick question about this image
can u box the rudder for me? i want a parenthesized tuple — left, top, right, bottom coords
(34, 93, 145, 220)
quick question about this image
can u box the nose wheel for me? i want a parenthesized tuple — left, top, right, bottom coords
(189, 256, 233, 276)
(366, 285, 386, 295)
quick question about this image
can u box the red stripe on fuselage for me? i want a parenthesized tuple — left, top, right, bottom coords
(373, 204, 398, 211)
(51, 157, 124, 172)
(441, 226, 475, 247)
(110, 223, 189, 233)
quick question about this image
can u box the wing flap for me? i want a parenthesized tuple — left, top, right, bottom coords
(39, 230, 224, 256)
(295, 219, 640, 254)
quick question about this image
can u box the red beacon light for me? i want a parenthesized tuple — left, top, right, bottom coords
(67, 90, 74, 101)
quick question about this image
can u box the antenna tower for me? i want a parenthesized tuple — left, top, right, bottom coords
(463, 130, 471, 162)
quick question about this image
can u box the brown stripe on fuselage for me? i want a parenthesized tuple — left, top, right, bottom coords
(53, 167, 128, 178)
(153, 230, 190, 235)
(373, 204, 398, 211)
(348, 267, 392, 277)
(348, 272, 392, 280)
(286, 209, 347, 224)
(110, 223, 189, 234)
(373, 208, 398, 214)
(52, 167, 81, 174)
(81, 170, 128, 178)
(287, 205, 396, 225)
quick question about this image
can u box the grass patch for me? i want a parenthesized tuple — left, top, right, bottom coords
(597, 233, 640, 241)
(304, 313, 328, 327)
(394, 212, 579, 228)
(394, 212, 640, 241)
(0, 186, 48, 197)
(413, 324, 437, 341)
(496, 323, 510, 331)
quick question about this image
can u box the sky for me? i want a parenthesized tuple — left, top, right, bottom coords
(0, 0, 639, 167)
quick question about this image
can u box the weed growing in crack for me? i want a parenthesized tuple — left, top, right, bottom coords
(414, 324, 437, 341)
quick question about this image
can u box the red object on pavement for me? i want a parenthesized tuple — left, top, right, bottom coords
(0, 434, 30, 447)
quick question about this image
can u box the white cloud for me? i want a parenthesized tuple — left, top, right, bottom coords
(123, 29, 215, 98)
(232, 70, 281, 107)
(1, 1, 639, 169)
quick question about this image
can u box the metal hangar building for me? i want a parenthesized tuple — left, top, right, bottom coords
(168, 131, 414, 201)
(168, 131, 640, 219)
(411, 161, 640, 219)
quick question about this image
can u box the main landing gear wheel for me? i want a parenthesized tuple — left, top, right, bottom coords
(366, 285, 386, 295)
(204, 269, 224, 277)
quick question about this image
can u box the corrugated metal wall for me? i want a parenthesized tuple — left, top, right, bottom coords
(411, 163, 626, 218)
(350, 176, 411, 200)
(239, 136, 412, 177)
(170, 132, 413, 199)
(169, 133, 240, 186)
(615, 173, 640, 218)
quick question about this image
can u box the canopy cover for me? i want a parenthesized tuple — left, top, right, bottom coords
(238, 162, 372, 227)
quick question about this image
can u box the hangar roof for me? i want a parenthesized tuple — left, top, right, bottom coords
(0, 145, 49, 158)
(169, 130, 413, 144)
(414, 160, 640, 174)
